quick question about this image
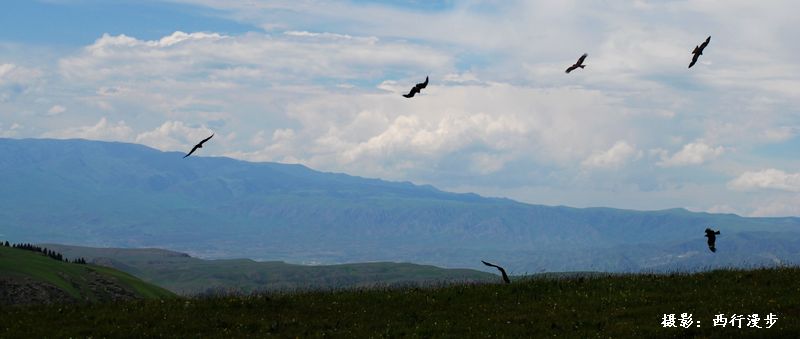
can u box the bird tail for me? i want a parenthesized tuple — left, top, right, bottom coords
(579, 65, 585, 68)
(710, 246, 716, 253)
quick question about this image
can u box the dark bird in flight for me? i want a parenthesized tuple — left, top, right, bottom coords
(183, 133, 214, 158)
(482, 260, 511, 284)
(402, 76, 428, 98)
(565, 53, 588, 73)
(705, 228, 721, 253)
(688, 36, 711, 69)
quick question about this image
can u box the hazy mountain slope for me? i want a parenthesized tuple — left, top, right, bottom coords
(2, 138, 800, 272)
(0, 246, 174, 305)
(42, 244, 497, 295)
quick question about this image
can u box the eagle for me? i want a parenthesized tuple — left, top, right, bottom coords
(403, 76, 429, 98)
(704, 228, 721, 253)
(183, 134, 214, 158)
(481, 260, 511, 284)
(689, 36, 711, 69)
(565, 53, 588, 73)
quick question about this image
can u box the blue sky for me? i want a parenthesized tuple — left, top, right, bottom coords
(2, 0, 800, 216)
(0, 0, 254, 45)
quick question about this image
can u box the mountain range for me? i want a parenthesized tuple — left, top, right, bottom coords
(2, 137, 799, 273)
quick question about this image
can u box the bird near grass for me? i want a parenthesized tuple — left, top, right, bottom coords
(183, 133, 214, 158)
(689, 36, 711, 68)
(565, 53, 588, 73)
(402, 76, 428, 98)
(481, 260, 511, 284)
(705, 228, 721, 253)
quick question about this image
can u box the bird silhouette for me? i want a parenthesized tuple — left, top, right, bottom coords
(704, 228, 721, 253)
(565, 53, 588, 73)
(402, 76, 428, 98)
(481, 260, 511, 284)
(689, 36, 711, 68)
(183, 133, 214, 158)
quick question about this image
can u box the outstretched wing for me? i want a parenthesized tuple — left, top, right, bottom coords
(699, 36, 711, 50)
(184, 145, 200, 158)
(481, 260, 498, 268)
(565, 64, 578, 73)
(497, 267, 510, 283)
(482, 260, 511, 283)
(403, 87, 419, 98)
(577, 53, 587, 65)
(688, 53, 700, 68)
(417, 76, 429, 90)
(199, 133, 214, 145)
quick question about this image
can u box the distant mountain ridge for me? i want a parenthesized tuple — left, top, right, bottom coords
(42, 243, 497, 295)
(1, 137, 799, 273)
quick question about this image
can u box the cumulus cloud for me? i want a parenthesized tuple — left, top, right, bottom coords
(134, 121, 215, 152)
(728, 169, 800, 192)
(657, 141, 724, 167)
(0, 63, 43, 101)
(41, 117, 133, 141)
(581, 141, 637, 169)
(4, 1, 800, 215)
(59, 30, 452, 84)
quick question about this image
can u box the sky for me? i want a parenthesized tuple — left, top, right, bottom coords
(1, 0, 800, 217)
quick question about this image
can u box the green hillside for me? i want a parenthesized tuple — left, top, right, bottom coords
(2, 266, 798, 337)
(43, 244, 497, 295)
(0, 246, 174, 305)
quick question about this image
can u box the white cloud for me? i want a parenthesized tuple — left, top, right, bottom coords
(749, 195, 800, 217)
(46, 105, 66, 116)
(582, 141, 637, 169)
(0, 122, 22, 137)
(134, 121, 215, 152)
(706, 204, 741, 215)
(728, 169, 800, 192)
(4, 1, 800, 214)
(657, 141, 724, 167)
(59, 30, 452, 84)
(0, 63, 43, 101)
(41, 117, 133, 141)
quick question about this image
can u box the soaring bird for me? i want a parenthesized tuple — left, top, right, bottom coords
(704, 228, 721, 253)
(183, 133, 214, 158)
(481, 260, 511, 284)
(565, 53, 588, 73)
(402, 76, 428, 98)
(689, 36, 711, 69)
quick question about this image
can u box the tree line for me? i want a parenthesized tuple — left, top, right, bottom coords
(2, 240, 87, 264)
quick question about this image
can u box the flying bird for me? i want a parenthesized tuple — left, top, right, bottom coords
(705, 228, 721, 253)
(688, 36, 711, 69)
(183, 133, 214, 158)
(565, 53, 588, 73)
(402, 76, 428, 98)
(481, 260, 511, 284)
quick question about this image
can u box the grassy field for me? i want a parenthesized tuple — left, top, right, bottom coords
(2, 266, 798, 337)
(0, 246, 174, 302)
